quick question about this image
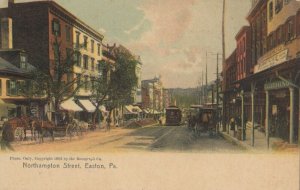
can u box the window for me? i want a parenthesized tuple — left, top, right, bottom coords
(66, 25, 71, 42)
(97, 43, 101, 56)
(91, 40, 94, 53)
(52, 19, 61, 36)
(75, 32, 80, 48)
(275, 0, 283, 14)
(67, 73, 73, 83)
(84, 76, 88, 91)
(269, 2, 273, 21)
(75, 52, 82, 67)
(0, 79, 2, 96)
(66, 48, 72, 64)
(91, 58, 95, 71)
(83, 36, 88, 50)
(76, 74, 81, 86)
(20, 54, 27, 70)
(90, 77, 95, 90)
(6, 80, 17, 96)
(297, 11, 300, 36)
(287, 18, 295, 41)
(83, 55, 88, 69)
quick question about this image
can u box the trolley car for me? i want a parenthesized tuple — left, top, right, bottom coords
(165, 106, 182, 126)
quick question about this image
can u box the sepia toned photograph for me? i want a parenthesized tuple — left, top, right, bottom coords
(0, 0, 299, 190)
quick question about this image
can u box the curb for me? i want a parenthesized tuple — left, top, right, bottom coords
(220, 132, 255, 152)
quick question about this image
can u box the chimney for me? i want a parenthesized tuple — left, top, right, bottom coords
(1, 18, 13, 49)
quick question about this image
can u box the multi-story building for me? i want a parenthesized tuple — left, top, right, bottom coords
(141, 77, 164, 112)
(226, 0, 300, 145)
(0, 0, 106, 121)
(0, 57, 43, 119)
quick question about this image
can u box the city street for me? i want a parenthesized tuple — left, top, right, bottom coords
(12, 125, 244, 153)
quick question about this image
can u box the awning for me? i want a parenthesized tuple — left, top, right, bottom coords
(78, 100, 96, 112)
(99, 105, 108, 113)
(60, 99, 83, 112)
(0, 99, 16, 109)
(124, 105, 141, 114)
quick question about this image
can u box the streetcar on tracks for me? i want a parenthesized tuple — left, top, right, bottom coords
(165, 106, 182, 126)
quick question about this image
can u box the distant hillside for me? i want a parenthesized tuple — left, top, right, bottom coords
(168, 88, 200, 108)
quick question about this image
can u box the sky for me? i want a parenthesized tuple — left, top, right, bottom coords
(0, 0, 252, 88)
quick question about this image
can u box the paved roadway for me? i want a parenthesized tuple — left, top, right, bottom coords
(12, 124, 244, 153)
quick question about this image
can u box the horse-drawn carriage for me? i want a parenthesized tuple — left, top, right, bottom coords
(4, 112, 85, 143)
(188, 105, 218, 136)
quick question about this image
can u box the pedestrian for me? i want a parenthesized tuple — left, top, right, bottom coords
(1, 119, 14, 151)
(106, 116, 111, 132)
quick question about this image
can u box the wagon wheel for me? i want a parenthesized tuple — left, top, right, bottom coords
(14, 127, 24, 141)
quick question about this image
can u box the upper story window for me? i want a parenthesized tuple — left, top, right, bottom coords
(83, 55, 89, 70)
(66, 25, 71, 42)
(75, 52, 82, 67)
(269, 2, 273, 21)
(275, 0, 283, 14)
(75, 32, 80, 48)
(52, 18, 61, 36)
(66, 48, 72, 64)
(20, 54, 27, 70)
(84, 76, 88, 91)
(97, 43, 101, 56)
(6, 80, 17, 96)
(297, 11, 300, 36)
(287, 18, 295, 41)
(91, 58, 95, 71)
(0, 79, 2, 96)
(91, 40, 94, 53)
(83, 36, 88, 50)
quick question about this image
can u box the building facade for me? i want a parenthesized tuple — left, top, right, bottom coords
(224, 0, 300, 145)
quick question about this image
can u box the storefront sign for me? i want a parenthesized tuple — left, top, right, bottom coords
(255, 45, 288, 73)
(264, 80, 290, 90)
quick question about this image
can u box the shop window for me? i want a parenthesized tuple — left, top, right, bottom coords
(52, 18, 61, 36)
(269, 2, 273, 21)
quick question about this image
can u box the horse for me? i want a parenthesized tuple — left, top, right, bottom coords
(6, 116, 33, 141)
(30, 118, 55, 143)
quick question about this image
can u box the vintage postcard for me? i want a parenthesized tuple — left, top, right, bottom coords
(0, 0, 299, 190)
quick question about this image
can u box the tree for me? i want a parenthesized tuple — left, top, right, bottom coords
(91, 46, 138, 124)
(28, 36, 82, 121)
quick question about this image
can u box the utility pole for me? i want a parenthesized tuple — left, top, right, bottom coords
(205, 52, 208, 104)
(216, 53, 219, 108)
(221, 0, 227, 132)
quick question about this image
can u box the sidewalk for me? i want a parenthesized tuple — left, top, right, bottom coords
(219, 126, 298, 153)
